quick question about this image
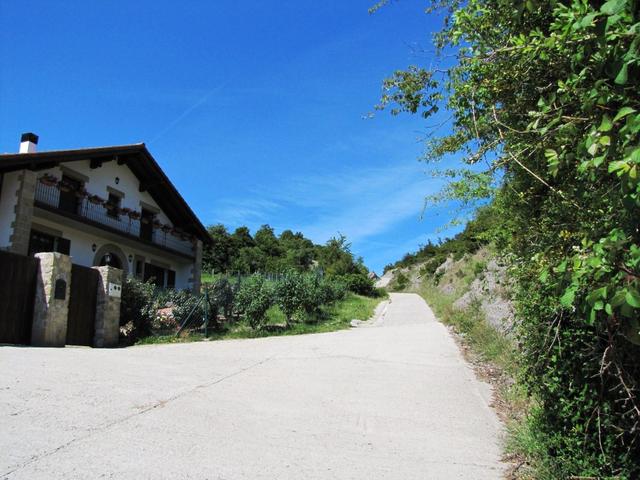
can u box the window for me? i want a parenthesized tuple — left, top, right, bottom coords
(143, 263, 165, 288)
(28, 230, 71, 256)
(143, 263, 176, 289)
(106, 193, 121, 219)
(135, 259, 144, 279)
(167, 270, 176, 289)
(58, 175, 83, 214)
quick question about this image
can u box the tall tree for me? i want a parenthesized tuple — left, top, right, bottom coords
(202, 224, 232, 273)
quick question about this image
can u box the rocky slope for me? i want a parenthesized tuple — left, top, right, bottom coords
(385, 247, 514, 334)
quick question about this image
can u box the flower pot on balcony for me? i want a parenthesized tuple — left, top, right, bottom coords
(58, 182, 72, 193)
(105, 203, 120, 216)
(39, 174, 58, 187)
(128, 211, 141, 221)
(88, 195, 105, 205)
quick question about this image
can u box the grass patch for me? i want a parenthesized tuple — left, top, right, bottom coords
(200, 272, 214, 284)
(419, 281, 519, 375)
(136, 332, 211, 345)
(135, 293, 385, 345)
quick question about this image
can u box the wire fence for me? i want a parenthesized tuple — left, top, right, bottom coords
(202, 270, 324, 285)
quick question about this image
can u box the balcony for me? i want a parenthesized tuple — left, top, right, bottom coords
(34, 181, 195, 258)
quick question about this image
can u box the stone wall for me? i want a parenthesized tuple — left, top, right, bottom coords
(31, 252, 71, 347)
(92, 266, 122, 348)
(9, 170, 36, 255)
(29, 252, 123, 348)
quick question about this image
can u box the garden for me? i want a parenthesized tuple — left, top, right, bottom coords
(119, 270, 385, 345)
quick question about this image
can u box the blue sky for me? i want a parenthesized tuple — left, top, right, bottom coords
(0, 0, 464, 273)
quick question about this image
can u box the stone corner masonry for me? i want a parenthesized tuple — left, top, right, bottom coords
(92, 266, 122, 348)
(31, 252, 72, 347)
(9, 170, 37, 256)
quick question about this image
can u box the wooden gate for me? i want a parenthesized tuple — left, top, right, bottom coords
(66, 264, 100, 346)
(0, 251, 39, 345)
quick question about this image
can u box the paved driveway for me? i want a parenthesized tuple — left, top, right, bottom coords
(0, 293, 505, 479)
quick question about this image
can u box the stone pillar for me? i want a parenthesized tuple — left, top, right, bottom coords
(92, 266, 122, 348)
(31, 252, 72, 347)
(191, 239, 203, 294)
(10, 170, 37, 255)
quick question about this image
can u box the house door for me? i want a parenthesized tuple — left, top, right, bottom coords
(140, 209, 154, 242)
(66, 264, 100, 346)
(0, 251, 39, 344)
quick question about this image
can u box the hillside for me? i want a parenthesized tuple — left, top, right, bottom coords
(385, 247, 514, 335)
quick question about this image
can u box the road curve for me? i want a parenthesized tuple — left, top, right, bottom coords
(0, 293, 506, 479)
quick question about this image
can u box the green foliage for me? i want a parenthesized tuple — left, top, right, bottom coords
(119, 276, 156, 342)
(137, 293, 385, 344)
(203, 226, 368, 278)
(234, 274, 274, 329)
(273, 271, 307, 324)
(340, 273, 376, 296)
(422, 282, 518, 373)
(120, 277, 210, 342)
(392, 271, 410, 291)
(122, 271, 374, 344)
(317, 234, 365, 276)
(202, 224, 234, 273)
(153, 288, 205, 324)
(269, 271, 349, 325)
(205, 276, 236, 323)
(388, 203, 500, 272)
(378, 0, 640, 476)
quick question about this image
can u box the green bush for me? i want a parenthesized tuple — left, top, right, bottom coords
(300, 274, 325, 317)
(119, 276, 156, 343)
(153, 288, 205, 326)
(393, 272, 409, 291)
(121, 272, 357, 340)
(234, 274, 273, 329)
(206, 276, 236, 326)
(120, 277, 215, 342)
(341, 273, 376, 296)
(274, 271, 307, 325)
(325, 277, 347, 302)
(271, 271, 347, 324)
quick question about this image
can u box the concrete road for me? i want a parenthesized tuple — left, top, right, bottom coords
(0, 293, 505, 479)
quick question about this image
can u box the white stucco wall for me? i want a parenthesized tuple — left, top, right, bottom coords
(39, 160, 172, 226)
(0, 172, 20, 248)
(0, 159, 198, 289)
(31, 215, 193, 290)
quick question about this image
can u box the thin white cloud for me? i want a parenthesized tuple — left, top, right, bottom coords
(149, 84, 226, 144)
(214, 198, 283, 227)
(211, 162, 445, 244)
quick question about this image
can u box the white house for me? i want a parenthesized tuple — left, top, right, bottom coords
(0, 133, 211, 292)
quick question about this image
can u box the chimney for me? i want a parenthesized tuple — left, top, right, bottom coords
(19, 132, 39, 153)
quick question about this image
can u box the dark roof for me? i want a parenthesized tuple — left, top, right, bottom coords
(0, 143, 211, 244)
